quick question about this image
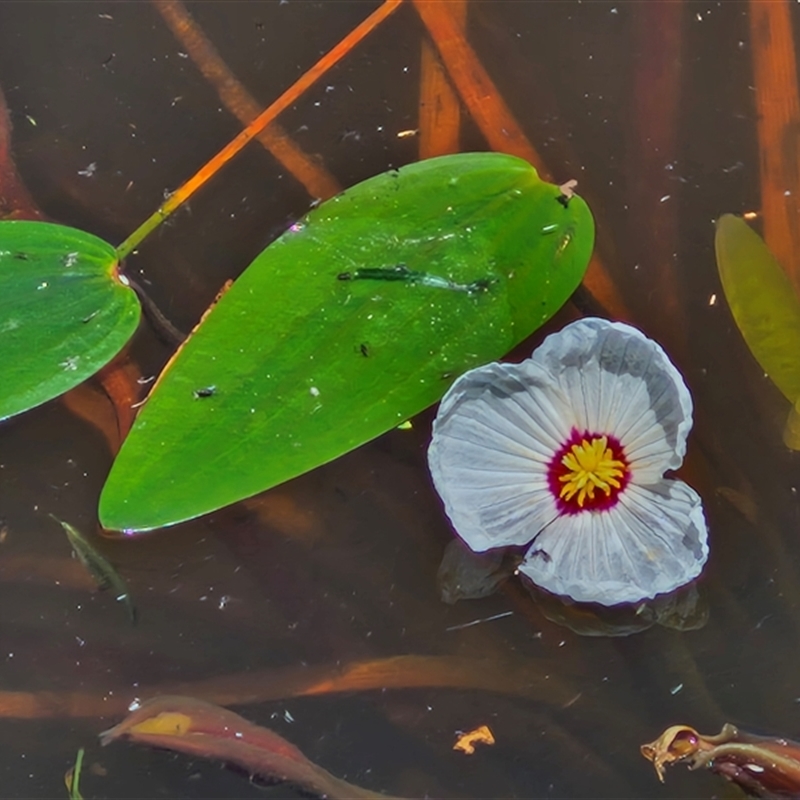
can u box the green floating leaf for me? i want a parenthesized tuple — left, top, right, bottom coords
(715, 214, 800, 403)
(0, 221, 140, 420)
(100, 153, 594, 532)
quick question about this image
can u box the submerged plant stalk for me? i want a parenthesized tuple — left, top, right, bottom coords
(418, 0, 465, 158)
(411, 0, 629, 321)
(115, 0, 403, 260)
(749, 0, 800, 295)
(152, 0, 340, 201)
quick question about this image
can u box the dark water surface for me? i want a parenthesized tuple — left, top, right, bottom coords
(0, 2, 795, 798)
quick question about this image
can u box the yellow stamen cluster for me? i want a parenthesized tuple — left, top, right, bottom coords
(558, 436, 626, 508)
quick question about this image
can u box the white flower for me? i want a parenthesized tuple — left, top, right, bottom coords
(427, 318, 709, 606)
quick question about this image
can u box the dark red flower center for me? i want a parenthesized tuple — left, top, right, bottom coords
(547, 429, 630, 514)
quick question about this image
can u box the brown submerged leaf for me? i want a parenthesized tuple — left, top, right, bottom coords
(100, 695, 406, 800)
(642, 723, 800, 798)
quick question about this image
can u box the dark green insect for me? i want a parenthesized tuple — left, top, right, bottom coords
(337, 264, 495, 294)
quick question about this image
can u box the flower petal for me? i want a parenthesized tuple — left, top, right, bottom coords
(428, 360, 571, 549)
(519, 479, 708, 605)
(531, 318, 693, 481)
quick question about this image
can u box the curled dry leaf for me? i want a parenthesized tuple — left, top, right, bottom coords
(641, 723, 800, 798)
(100, 695, 405, 800)
(453, 725, 495, 755)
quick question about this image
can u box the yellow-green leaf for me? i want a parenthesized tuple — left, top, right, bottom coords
(715, 214, 800, 403)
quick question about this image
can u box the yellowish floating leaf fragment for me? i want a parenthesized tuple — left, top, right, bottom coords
(453, 724, 495, 755)
(130, 711, 192, 737)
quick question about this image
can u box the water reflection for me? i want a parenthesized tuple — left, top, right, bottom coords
(0, 1, 799, 798)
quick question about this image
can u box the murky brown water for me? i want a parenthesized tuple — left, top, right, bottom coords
(0, 1, 797, 797)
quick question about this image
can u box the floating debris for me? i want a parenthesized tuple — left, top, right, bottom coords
(642, 723, 800, 797)
(556, 179, 578, 207)
(445, 611, 513, 632)
(453, 725, 495, 755)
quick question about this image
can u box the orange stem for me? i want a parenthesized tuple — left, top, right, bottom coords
(418, 1, 465, 159)
(626, 1, 686, 349)
(0, 654, 576, 719)
(749, 0, 800, 296)
(152, 0, 340, 201)
(412, 0, 630, 321)
(0, 82, 44, 221)
(116, 0, 404, 260)
(412, 0, 542, 169)
(96, 355, 142, 444)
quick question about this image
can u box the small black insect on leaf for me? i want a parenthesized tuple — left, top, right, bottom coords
(193, 386, 217, 399)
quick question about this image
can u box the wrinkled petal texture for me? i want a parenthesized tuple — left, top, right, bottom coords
(428, 360, 572, 550)
(428, 317, 709, 606)
(532, 318, 693, 482)
(520, 480, 708, 605)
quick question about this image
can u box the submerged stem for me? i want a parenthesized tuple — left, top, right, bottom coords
(115, 0, 403, 261)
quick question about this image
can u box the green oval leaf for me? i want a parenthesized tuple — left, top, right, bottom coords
(100, 153, 594, 532)
(715, 214, 800, 402)
(0, 221, 140, 421)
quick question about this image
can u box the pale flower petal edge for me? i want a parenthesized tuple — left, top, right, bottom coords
(428, 359, 570, 550)
(518, 479, 709, 606)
